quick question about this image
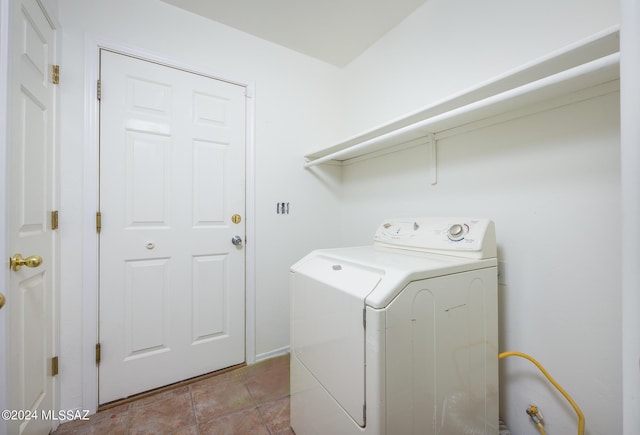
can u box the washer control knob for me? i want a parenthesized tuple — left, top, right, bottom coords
(448, 223, 465, 241)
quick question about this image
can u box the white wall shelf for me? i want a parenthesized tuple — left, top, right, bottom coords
(304, 26, 620, 169)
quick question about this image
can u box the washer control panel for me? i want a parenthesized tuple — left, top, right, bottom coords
(374, 217, 496, 258)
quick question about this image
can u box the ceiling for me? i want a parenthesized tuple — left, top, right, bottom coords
(159, 0, 427, 67)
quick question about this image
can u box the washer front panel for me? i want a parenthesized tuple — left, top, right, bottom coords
(291, 256, 382, 427)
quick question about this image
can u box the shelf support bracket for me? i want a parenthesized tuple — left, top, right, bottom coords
(428, 133, 437, 185)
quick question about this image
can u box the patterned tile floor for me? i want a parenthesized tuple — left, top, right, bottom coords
(54, 354, 292, 435)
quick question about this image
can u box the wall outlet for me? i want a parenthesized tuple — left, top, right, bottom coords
(276, 202, 290, 214)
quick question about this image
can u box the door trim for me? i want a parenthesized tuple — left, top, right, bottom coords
(80, 35, 256, 411)
(0, 0, 10, 430)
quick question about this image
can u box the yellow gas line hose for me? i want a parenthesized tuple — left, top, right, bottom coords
(499, 351, 585, 435)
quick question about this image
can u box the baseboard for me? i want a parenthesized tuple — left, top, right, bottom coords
(255, 345, 290, 363)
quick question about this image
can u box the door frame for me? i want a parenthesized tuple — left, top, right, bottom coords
(80, 36, 257, 411)
(0, 0, 10, 431)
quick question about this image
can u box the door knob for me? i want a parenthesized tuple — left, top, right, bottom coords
(0, 293, 5, 310)
(231, 236, 243, 246)
(9, 254, 43, 272)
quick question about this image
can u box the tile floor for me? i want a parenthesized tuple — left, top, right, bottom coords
(54, 354, 292, 435)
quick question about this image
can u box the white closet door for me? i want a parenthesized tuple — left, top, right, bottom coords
(6, 0, 58, 433)
(99, 50, 247, 403)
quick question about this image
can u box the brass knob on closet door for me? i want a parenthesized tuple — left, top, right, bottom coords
(9, 254, 43, 271)
(0, 293, 5, 309)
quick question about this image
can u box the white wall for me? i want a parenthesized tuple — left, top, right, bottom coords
(337, 0, 619, 137)
(56, 0, 343, 411)
(334, 0, 621, 433)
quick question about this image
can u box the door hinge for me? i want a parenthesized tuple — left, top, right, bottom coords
(96, 211, 102, 233)
(51, 356, 59, 376)
(363, 308, 366, 328)
(97, 79, 101, 100)
(51, 65, 60, 84)
(96, 343, 101, 365)
(51, 210, 59, 230)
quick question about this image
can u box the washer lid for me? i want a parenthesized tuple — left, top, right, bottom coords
(292, 254, 383, 299)
(292, 246, 496, 309)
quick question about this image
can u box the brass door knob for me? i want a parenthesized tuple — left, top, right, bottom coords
(9, 254, 43, 272)
(0, 293, 5, 309)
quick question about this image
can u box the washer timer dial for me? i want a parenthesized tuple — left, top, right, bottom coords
(447, 223, 468, 241)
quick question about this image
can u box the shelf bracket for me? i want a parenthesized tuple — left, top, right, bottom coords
(428, 133, 437, 185)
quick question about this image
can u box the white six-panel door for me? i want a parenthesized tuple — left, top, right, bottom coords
(99, 50, 246, 403)
(7, 0, 58, 433)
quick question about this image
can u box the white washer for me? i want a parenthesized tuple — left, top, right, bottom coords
(290, 217, 499, 435)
